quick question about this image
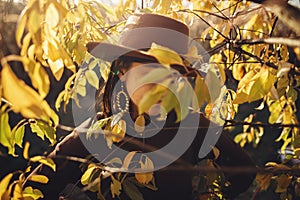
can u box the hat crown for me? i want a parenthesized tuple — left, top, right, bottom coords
(86, 13, 190, 62)
(123, 13, 189, 36)
(119, 13, 189, 54)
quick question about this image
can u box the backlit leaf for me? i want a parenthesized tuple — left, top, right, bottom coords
(110, 176, 122, 198)
(85, 70, 99, 89)
(45, 3, 59, 28)
(16, 8, 28, 47)
(0, 108, 14, 155)
(1, 65, 57, 124)
(81, 164, 97, 185)
(0, 173, 13, 198)
(123, 151, 137, 169)
(135, 115, 145, 133)
(28, 175, 49, 184)
(30, 156, 56, 172)
(12, 124, 25, 148)
(30, 121, 56, 145)
(23, 186, 44, 199)
(146, 43, 183, 67)
(23, 142, 30, 159)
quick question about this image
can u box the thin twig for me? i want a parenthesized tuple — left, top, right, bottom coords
(225, 120, 300, 128)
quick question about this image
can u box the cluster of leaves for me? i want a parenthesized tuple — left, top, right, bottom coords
(0, 142, 55, 199)
(80, 151, 156, 199)
(255, 162, 300, 200)
(1, 0, 300, 199)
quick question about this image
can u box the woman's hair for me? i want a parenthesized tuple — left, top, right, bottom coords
(95, 56, 154, 118)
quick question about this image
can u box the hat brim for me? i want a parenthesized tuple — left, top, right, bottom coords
(86, 42, 199, 76)
(86, 42, 158, 62)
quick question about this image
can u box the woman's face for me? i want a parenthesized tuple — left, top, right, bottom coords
(119, 62, 160, 115)
(121, 62, 155, 104)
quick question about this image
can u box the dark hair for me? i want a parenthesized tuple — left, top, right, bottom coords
(95, 56, 155, 118)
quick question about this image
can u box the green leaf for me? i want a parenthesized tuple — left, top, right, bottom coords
(0, 107, 14, 156)
(12, 124, 25, 148)
(30, 121, 56, 145)
(123, 179, 144, 200)
(85, 70, 99, 89)
(30, 156, 56, 171)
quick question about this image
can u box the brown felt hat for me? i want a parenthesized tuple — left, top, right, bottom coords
(86, 13, 190, 63)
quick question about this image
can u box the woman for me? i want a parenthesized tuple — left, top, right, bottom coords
(33, 13, 256, 199)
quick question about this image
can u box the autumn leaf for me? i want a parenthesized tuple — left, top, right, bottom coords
(28, 175, 49, 184)
(30, 156, 56, 172)
(1, 65, 58, 125)
(146, 43, 183, 67)
(23, 186, 44, 199)
(85, 70, 99, 89)
(135, 115, 145, 133)
(0, 173, 13, 198)
(110, 176, 122, 198)
(81, 164, 97, 185)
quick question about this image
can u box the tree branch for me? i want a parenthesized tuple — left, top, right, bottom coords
(225, 120, 300, 128)
(234, 37, 300, 47)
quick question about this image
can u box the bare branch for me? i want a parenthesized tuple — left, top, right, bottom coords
(234, 37, 300, 47)
(225, 120, 300, 128)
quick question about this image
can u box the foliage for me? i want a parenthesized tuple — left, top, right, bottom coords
(1, 0, 300, 199)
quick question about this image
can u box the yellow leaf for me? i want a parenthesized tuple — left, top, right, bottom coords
(135, 172, 153, 185)
(27, 2, 41, 34)
(45, 3, 59, 28)
(1, 66, 56, 123)
(30, 120, 56, 145)
(12, 182, 23, 200)
(81, 164, 97, 185)
(28, 175, 49, 184)
(205, 68, 222, 102)
(23, 142, 30, 159)
(110, 176, 122, 198)
(138, 84, 167, 115)
(234, 67, 275, 104)
(85, 70, 99, 89)
(110, 120, 126, 143)
(30, 156, 56, 172)
(123, 151, 137, 169)
(20, 33, 32, 57)
(48, 58, 64, 81)
(0, 173, 13, 198)
(134, 115, 145, 133)
(16, 8, 28, 47)
(12, 125, 25, 148)
(146, 43, 183, 67)
(232, 64, 245, 81)
(23, 186, 44, 199)
(0, 108, 15, 156)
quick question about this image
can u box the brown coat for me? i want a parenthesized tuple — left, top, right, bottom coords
(32, 112, 256, 200)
